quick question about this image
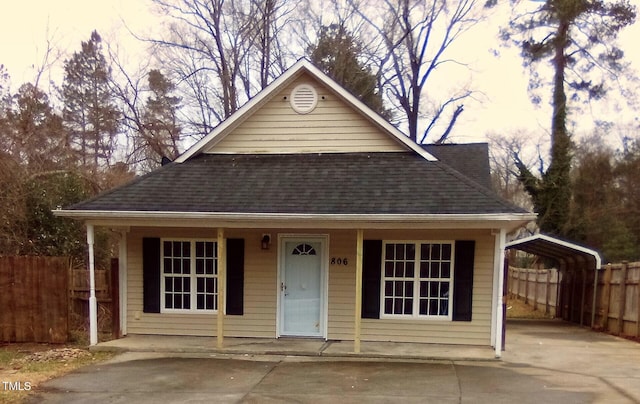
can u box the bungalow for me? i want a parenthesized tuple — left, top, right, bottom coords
(55, 59, 535, 357)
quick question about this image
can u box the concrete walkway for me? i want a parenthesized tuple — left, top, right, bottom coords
(92, 333, 498, 362)
(501, 319, 640, 403)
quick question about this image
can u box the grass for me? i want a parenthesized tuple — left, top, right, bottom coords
(0, 343, 114, 403)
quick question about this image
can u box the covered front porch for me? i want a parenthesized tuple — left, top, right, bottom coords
(73, 216, 531, 359)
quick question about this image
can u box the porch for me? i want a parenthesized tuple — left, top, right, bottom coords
(90, 334, 497, 361)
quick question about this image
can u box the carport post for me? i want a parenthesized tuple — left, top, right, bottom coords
(580, 264, 587, 326)
(591, 264, 599, 329)
(354, 229, 363, 353)
(87, 224, 98, 346)
(217, 228, 226, 349)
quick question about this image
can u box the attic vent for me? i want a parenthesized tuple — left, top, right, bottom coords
(290, 84, 318, 114)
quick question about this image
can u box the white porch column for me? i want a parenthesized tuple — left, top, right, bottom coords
(119, 230, 128, 336)
(217, 228, 226, 349)
(494, 228, 506, 358)
(86, 224, 98, 346)
(490, 230, 499, 348)
(354, 229, 364, 353)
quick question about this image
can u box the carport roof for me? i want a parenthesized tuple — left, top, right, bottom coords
(505, 233, 602, 270)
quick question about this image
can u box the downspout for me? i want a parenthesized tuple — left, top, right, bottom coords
(495, 228, 506, 358)
(86, 224, 98, 346)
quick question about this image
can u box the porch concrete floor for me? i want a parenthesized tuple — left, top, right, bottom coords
(90, 334, 498, 361)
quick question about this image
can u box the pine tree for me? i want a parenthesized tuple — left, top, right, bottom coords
(309, 24, 390, 119)
(62, 31, 120, 172)
(142, 69, 181, 162)
(505, 0, 636, 236)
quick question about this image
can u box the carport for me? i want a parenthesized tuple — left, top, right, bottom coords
(504, 234, 602, 328)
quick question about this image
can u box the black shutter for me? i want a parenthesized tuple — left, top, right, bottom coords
(142, 237, 161, 313)
(362, 240, 383, 319)
(226, 238, 245, 315)
(453, 240, 475, 321)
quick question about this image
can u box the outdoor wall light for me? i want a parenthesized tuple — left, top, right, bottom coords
(261, 234, 271, 250)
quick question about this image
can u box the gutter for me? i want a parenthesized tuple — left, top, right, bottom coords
(54, 209, 535, 229)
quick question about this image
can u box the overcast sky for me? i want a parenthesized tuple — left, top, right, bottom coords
(1, 0, 639, 145)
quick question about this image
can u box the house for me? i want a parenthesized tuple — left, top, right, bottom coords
(55, 59, 535, 357)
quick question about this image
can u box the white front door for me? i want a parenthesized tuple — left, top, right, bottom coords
(280, 237, 326, 337)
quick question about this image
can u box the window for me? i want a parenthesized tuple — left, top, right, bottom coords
(162, 239, 217, 312)
(291, 243, 316, 255)
(381, 241, 454, 318)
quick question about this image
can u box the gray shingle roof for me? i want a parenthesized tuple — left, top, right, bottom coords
(70, 152, 528, 215)
(422, 143, 492, 190)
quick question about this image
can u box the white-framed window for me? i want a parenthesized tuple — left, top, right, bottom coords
(381, 241, 454, 319)
(161, 239, 217, 313)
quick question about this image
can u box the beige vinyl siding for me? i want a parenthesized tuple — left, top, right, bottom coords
(126, 227, 278, 338)
(208, 73, 407, 154)
(327, 230, 357, 340)
(358, 230, 495, 345)
(125, 227, 497, 346)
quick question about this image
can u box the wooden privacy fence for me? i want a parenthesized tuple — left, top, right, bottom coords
(0, 256, 70, 343)
(0, 257, 115, 344)
(595, 262, 640, 337)
(508, 267, 559, 317)
(509, 263, 640, 338)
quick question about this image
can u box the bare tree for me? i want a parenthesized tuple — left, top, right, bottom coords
(249, 0, 299, 89)
(487, 131, 538, 210)
(353, 0, 486, 143)
(108, 45, 182, 172)
(32, 23, 65, 92)
(148, 0, 298, 139)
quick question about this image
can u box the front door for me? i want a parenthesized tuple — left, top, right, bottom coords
(280, 237, 325, 337)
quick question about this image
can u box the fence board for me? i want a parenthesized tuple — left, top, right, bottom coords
(0, 257, 70, 343)
(509, 267, 558, 317)
(0, 257, 15, 341)
(600, 265, 612, 330)
(617, 262, 629, 335)
(509, 262, 640, 338)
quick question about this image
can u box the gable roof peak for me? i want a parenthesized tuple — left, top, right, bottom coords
(175, 58, 436, 163)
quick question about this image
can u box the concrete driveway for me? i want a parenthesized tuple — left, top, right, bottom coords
(25, 320, 640, 403)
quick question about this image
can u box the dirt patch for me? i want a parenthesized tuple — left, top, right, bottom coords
(506, 298, 554, 320)
(0, 343, 113, 403)
(10, 348, 91, 366)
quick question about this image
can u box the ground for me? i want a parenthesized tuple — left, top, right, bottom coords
(0, 342, 113, 403)
(0, 299, 640, 403)
(506, 297, 554, 320)
(20, 321, 640, 403)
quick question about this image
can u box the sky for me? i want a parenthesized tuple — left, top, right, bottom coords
(1, 0, 639, 146)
